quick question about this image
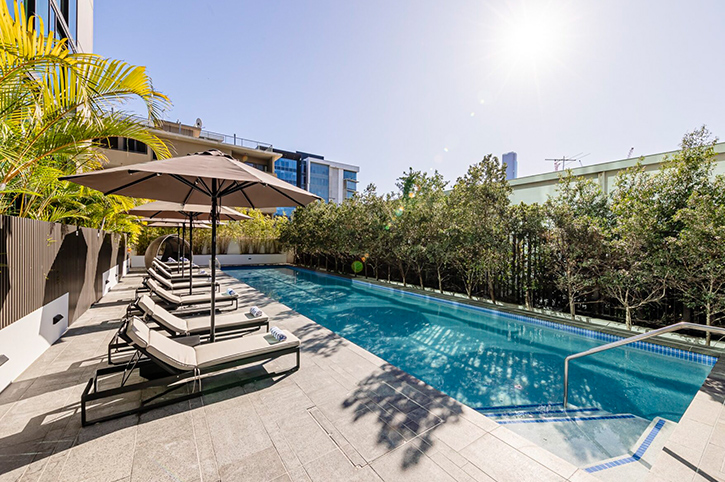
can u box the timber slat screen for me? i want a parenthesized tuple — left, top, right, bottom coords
(0, 215, 127, 330)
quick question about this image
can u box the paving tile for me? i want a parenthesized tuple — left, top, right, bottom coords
(189, 409, 220, 482)
(217, 445, 286, 482)
(460, 463, 496, 482)
(460, 433, 565, 482)
(333, 405, 406, 462)
(287, 466, 312, 482)
(370, 444, 457, 482)
(427, 415, 486, 453)
(205, 402, 273, 469)
(303, 448, 382, 482)
(278, 411, 337, 465)
(56, 415, 138, 482)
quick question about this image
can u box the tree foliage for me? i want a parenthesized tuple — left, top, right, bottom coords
(0, 0, 170, 235)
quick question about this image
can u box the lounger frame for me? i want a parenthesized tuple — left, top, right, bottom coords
(83, 325, 299, 426)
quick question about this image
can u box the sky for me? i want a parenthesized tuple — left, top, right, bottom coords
(95, 0, 725, 194)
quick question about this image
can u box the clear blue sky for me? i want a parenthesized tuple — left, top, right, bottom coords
(95, 0, 725, 193)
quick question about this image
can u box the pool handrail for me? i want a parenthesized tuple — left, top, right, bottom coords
(563, 321, 725, 407)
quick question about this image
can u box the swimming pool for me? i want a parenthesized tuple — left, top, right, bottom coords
(225, 266, 715, 422)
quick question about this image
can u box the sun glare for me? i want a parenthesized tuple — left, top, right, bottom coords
(503, 15, 558, 63)
(491, 3, 572, 74)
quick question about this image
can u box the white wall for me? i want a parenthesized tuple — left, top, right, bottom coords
(75, 0, 94, 53)
(0, 294, 69, 393)
(131, 254, 288, 268)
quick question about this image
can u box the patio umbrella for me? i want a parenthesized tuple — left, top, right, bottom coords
(61, 148, 320, 341)
(138, 218, 213, 270)
(128, 201, 250, 292)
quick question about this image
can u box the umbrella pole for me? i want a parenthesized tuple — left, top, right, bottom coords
(181, 220, 186, 278)
(210, 180, 218, 342)
(176, 225, 181, 265)
(189, 214, 194, 295)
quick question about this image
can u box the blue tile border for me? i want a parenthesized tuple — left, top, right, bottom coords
(584, 418, 666, 473)
(497, 413, 636, 425)
(286, 268, 716, 367)
(475, 402, 564, 412)
(486, 407, 601, 418)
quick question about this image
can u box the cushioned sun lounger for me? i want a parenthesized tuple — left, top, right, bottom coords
(145, 278, 238, 310)
(82, 317, 299, 426)
(109, 295, 269, 364)
(152, 259, 209, 280)
(137, 295, 268, 335)
(146, 267, 217, 290)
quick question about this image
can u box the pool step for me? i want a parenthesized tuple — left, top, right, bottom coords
(581, 417, 676, 481)
(494, 408, 656, 472)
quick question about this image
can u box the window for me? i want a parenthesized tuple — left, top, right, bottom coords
(274, 158, 298, 186)
(96, 137, 119, 150)
(245, 162, 268, 172)
(343, 170, 358, 197)
(309, 162, 330, 200)
(125, 139, 147, 154)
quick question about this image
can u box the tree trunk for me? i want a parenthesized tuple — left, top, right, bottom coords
(625, 306, 632, 330)
(568, 282, 576, 320)
(398, 261, 407, 286)
(525, 289, 532, 310)
(706, 306, 712, 346)
(488, 276, 496, 304)
(418, 269, 424, 290)
(437, 265, 444, 294)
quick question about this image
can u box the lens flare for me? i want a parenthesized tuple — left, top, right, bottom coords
(352, 260, 364, 273)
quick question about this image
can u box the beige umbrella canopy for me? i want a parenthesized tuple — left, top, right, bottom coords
(61, 149, 319, 208)
(128, 201, 250, 221)
(144, 220, 213, 228)
(61, 149, 321, 341)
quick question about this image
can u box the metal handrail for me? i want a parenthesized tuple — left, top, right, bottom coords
(563, 322, 725, 407)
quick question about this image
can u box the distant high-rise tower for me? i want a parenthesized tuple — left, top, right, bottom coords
(503, 152, 518, 180)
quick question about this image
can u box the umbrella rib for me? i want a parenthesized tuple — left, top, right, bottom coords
(197, 178, 212, 196)
(218, 181, 240, 197)
(181, 184, 195, 205)
(171, 175, 210, 197)
(106, 173, 158, 196)
(266, 184, 306, 207)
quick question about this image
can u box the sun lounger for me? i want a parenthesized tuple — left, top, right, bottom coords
(152, 259, 209, 280)
(144, 278, 239, 310)
(82, 317, 299, 426)
(109, 295, 269, 364)
(145, 267, 217, 291)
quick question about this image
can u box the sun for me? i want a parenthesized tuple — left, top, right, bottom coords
(491, 3, 572, 73)
(503, 14, 559, 63)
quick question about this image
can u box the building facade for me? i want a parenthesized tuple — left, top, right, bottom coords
(509, 143, 725, 205)
(502, 152, 518, 180)
(13, 0, 93, 53)
(100, 120, 360, 210)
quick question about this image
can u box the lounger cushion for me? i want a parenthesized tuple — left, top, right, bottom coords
(185, 311, 268, 334)
(146, 329, 198, 371)
(137, 294, 267, 335)
(148, 278, 234, 306)
(194, 330, 299, 369)
(127, 317, 151, 348)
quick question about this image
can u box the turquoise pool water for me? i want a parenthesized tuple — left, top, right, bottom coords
(225, 266, 714, 422)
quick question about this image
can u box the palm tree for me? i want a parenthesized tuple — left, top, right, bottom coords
(0, 1, 170, 232)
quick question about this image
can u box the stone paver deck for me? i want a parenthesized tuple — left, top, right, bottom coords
(0, 270, 599, 482)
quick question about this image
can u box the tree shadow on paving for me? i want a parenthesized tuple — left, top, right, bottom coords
(292, 320, 346, 358)
(342, 363, 464, 469)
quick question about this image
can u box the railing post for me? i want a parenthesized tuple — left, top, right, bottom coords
(563, 359, 569, 408)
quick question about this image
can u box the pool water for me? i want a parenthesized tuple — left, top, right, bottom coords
(225, 266, 714, 422)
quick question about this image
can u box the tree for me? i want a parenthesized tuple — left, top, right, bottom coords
(602, 165, 666, 330)
(669, 179, 725, 345)
(447, 155, 510, 300)
(545, 173, 608, 319)
(509, 202, 548, 309)
(0, 1, 170, 231)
